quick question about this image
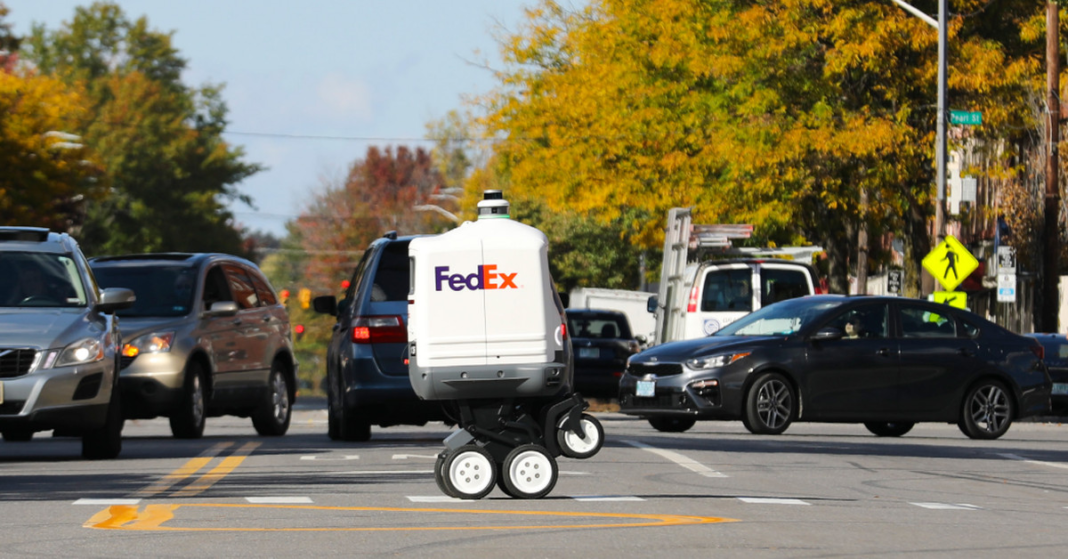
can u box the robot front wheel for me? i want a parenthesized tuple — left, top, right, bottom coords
(556, 413, 604, 460)
(434, 444, 561, 500)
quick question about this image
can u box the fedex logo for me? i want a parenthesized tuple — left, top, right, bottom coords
(435, 265, 518, 291)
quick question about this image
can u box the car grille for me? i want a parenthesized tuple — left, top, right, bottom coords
(620, 392, 689, 409)
(626, 363, 683, 377)
(0, 349, 36, 378)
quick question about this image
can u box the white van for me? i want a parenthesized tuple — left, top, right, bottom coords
(653, 259, 821, 344)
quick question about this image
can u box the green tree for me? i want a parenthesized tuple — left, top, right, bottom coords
(22, 2, 261, 256)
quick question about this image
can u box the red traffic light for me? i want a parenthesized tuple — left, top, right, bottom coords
(280, 289, 290, 298)
(294, 324, 305, 335)
(341, 280, 350, 289)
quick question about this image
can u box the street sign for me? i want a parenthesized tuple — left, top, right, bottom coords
(887, 270, 902, 296)
(950, 110, 982, 126)
(997, 273, 1016, 303)
(922, 235, 979, 291)
(933, 291, 968, 310)
(996, 245, 1016, 274)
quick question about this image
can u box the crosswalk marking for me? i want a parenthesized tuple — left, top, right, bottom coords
(623, 440, 728, 478)
(73, 498, 141, 505)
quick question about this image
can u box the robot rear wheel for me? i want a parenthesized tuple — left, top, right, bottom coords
(501, 444, 558, 499)
(556, 413, 604, 459)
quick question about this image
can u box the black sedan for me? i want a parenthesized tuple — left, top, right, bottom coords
(1024, 333, 1068, 415)
(566, 309, 641, 399)
(619, 295, 1052, 439)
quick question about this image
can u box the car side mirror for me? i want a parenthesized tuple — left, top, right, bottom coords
(95, 287, 136, 314)
(811, 327, 844, 341)
(313, 295, 338, 316)
(203, 301, 239, 317)
(646, 296, 658, 313)
(635, 334, 647, 344)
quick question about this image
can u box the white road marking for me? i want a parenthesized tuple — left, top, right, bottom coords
(300, 455, 359, 461)
(571, 495, 646, 502)
(408, 496, 464, 503)
(343, 470, 435, 475)
(392, 454, 439, 460)
(246, 497, 313, 504)
(738, 497, 809, 505)
(997, 453, 1068, 470)
(910, 502, 981, 510)
(623, 440, 728, 478)
(73, 498, 141, 505)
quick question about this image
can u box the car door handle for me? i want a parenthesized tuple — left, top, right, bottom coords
(876, 347, 890, 357)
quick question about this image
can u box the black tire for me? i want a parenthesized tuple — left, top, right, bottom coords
(2, 429, 34, 442)
(744, 372, 796, 435)
(434, 451, 457, 498)
(252, 361, 292, 436)
(82, 385, 123, 460)
(959, 380, 1014, 440)
(327, 371, 340, 440)
(556, 413, 604, 459)
(501, 444, 558, 499)
(740, 411, 756, 434)
(864, 421, 915, 437)
(338, 405, 372, 442)
(647, 416, 697, 433)
(170, 361, 207, 439)
(442, 446, 496, 500)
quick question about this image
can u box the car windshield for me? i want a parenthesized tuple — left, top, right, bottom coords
(0, 252, 88, 308)
(714, 298, 842, 337)
(93, 264, 196, 317)
(567, 313, 631, 339)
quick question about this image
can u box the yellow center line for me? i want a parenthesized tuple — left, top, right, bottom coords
(172, 441, 261, 498)
(85, 503, 738, 532)
(133, 442, 235, 498)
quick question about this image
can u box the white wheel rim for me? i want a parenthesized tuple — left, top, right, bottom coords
(448, 450, 493, 496)
(560, 418, 600, 454)
(508, 450, 553, 495)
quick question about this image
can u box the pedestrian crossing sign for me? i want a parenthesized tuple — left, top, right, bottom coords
(922, 235, 978, 292)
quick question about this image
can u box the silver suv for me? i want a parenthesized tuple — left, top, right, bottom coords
(90, 253, 297, 439)
(0, 227, 135, 459)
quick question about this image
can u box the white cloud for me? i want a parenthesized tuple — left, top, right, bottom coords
(315, 74, 373, 121)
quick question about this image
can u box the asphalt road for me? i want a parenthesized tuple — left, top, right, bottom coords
(2, 398, 1068, 558)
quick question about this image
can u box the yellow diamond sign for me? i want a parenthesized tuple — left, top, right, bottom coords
(922, 235, 979, 291)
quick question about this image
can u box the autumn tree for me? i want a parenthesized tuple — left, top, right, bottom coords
(476, 0, 1046, 293)
(21, 2, 261, 256)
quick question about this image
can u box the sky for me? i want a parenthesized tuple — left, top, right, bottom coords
(5, 0, 534, 237)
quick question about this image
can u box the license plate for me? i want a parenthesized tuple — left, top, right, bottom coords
(636, 380, 655, 397)
(578, 347, 599, 359)
(1053, 383, 1068, 396)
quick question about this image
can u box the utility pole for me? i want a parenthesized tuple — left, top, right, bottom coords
(934, 0, 948, 244)
(1042, 1, 1061, 332)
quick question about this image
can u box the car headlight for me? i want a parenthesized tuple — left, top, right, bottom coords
(54, 338, 105, 368)
(122, 331, 176, 357)
(686, 352, 751, 370)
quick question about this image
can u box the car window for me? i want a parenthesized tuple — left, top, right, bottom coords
(247, 268, 278, 306)
(93, 264, 196, 317)
(0, 252, 87, 308)
(716, 297, 842, 336)
(762, 268, 810, 305)
(567, 314, 632, 339)
(900, 305, 957, 338)
(371, 241, 411, 302)
(825, 304, 889, 339)
(202, 265, 234, 310)
(700, 267, 752, 312)
(222, 264, 259, 309)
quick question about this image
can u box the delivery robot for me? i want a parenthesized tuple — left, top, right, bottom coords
(407, 191, 604, 499)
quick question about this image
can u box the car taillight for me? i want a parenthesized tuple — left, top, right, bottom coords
(1030, 344, 1045, 360)
(352, 315, 407, 344)
(687, 281, 700, 313)
(561, 323, 567, 339)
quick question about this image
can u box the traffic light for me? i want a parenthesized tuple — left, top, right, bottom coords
(298, 288, 311, 309)
(341, 280, 350, 290)
(279, 289, 290, 306)
(294, 324, 305, 341)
